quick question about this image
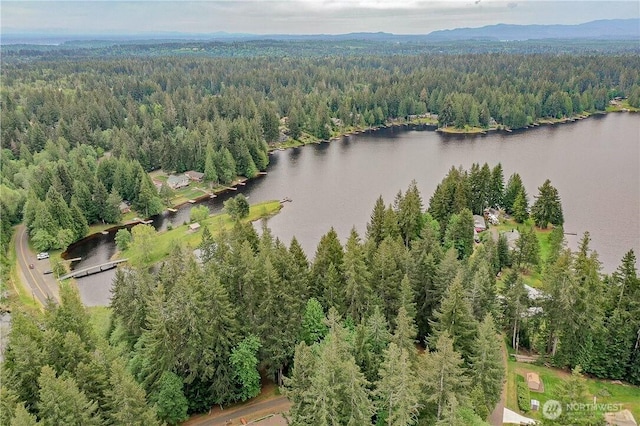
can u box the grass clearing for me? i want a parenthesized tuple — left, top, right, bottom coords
(490, 217, 556, 289)
(505, 358, 640, 420)
(121, 200, 282, 267)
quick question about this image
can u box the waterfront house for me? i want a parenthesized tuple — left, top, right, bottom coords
(185, 170, 205, 182)
(167, 174, 190, 189)
(473, 215, 487, 232)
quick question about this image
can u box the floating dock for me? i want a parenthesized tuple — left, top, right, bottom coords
(141, 219, 153, 224)
(167, 208, 177, 212)
(280, 197, 292, 203)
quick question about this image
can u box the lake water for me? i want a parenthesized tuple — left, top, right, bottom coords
(66, 113, 640, 306)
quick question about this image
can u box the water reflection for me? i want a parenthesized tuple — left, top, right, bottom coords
(67, 113, 639, 305)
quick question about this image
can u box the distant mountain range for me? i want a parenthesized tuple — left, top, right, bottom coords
(2, 19, 639, 45)
(424, 19, 640, 41)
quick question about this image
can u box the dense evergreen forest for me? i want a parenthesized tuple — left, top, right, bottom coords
(1, 43, 639, 424)
(2, 49, 640, 259)
(2, 169, 639, 425)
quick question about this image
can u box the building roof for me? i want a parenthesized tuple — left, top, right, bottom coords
(189, 223, 201, 231)
(167, 174, 189, 187)
(185, 170, 205, 180)
(526, 372, 541, 391)
(524, 284, 544, 300)
(503, 408, 536, 425)
(503, 230, 520, 249)
(473, 215, 487, 229)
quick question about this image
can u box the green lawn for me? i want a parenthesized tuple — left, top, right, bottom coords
(491, 218, 555, 289)
(438, 125, 494, 134)
(606, 100, 640, 113)
(506, 358, 640, 421)
(120, 200, 282, 267)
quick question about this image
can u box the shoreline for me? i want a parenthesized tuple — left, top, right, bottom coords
(64, 108, 636, 256)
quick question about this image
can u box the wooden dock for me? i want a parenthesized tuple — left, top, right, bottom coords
(258, 172, 268, 176)
(141, 219, 153, 224)
(280, 197, 292, 203)
(167, 208, 177, 212)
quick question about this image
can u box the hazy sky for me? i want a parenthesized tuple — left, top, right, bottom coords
(3, 1, 639, 35)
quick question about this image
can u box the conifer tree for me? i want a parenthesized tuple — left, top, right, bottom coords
(469, 315, 505, 413)
(420, 333, 470, 421)
(310, 227, 344, 301)
(104, 360, 159, 426)
(489, 163, 505, 209)
(37, 366, 101, 426)
(397, 180, 424, 246)
(504, 173, 526, 215)
(371, 236, 406, 323)
(531, 179, 564, 229)
(343, 228, 373, 322)
(11, 403, 38, 426)
(367, 195, 387, 246)
(300, 298, 328, 345)
(512, 189, 529, 223)
(375, 343, 422, 426)
(429, 276, 478, 362)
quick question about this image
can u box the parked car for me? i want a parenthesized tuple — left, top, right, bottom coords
(36, 252, 49, 260)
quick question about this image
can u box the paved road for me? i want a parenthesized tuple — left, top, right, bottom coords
(184, 396, 291, 426)
(15, 225, 60, 306)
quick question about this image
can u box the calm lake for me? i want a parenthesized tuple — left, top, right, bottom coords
(66, 113, 640, 306)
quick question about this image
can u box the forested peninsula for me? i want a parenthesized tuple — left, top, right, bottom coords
(1, 40, 640, 425)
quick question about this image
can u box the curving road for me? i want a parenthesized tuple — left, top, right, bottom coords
(15, 225, 60, 306)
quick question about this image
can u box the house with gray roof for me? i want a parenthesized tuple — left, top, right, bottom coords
(167, 174, 190, 189)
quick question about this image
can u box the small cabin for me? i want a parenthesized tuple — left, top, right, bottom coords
(526, 372, 542, 392)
